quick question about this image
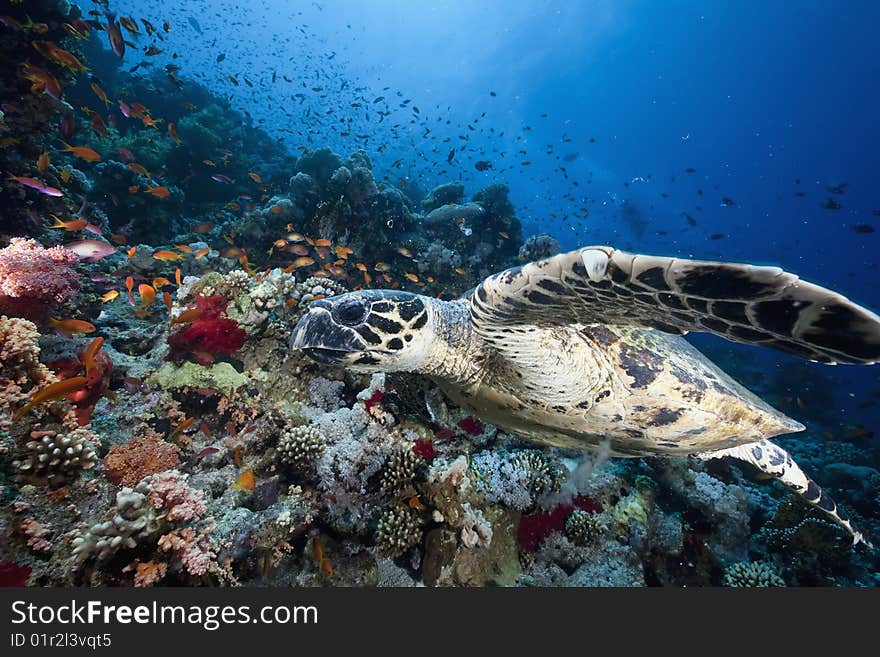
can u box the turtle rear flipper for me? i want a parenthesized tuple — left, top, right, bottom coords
(698, 439, 871, 547)
(469, 246, 880, 364)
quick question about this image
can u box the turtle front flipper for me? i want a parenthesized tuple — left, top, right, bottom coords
(697, 440, 871, 547)
(469, 246, 880, 364)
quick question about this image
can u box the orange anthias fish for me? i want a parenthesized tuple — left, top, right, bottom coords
(314, 238, 332, 247)
(138, 283, 156, 308)
(125, 275, 136, 305)
(171, 307, 204, 325)
(291, 256, 315, 269)
(49, 215, 87, 232)
(153, 250, 182, 261)
(167, 122, 182, 145)
(100, 290, 119, 303)
(194, 247, 210, 259)
(12, 376, 90, 421)
(162, 291, 173, 311)
(81, 337, 104, 377)
(152, 277, 172, 288)
(334, 245, 353, 259)
(175, 268, 182, 287)
(36, 151, 50, 173)
(20, 63, 62, 100)
(232, 469, 255, 493)
(312, 537, 333, 577)
(395, 246, 414, 258)
(48, 317, 96, 338)
(127, 162, 150, 177)
(90, 81, 111, 106)
(61, 142, 101, 162)
(32, 41, 87, 73)
(191, 221, 214, 234)
(145, 186, 171, 199)
(247, 172, 262, 183)
(106, 13, 126, 58)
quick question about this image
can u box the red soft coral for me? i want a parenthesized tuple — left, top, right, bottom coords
(168, 295, 247, 360)
(47, 344, 112, 425)
(0, 238, 80, 322)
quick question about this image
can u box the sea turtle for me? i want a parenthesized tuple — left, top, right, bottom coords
(291, 245, 880, 545)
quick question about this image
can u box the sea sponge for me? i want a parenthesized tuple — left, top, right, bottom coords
(104, 434, 181, 487)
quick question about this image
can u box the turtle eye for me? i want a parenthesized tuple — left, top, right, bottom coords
(332, 297, 369, 326)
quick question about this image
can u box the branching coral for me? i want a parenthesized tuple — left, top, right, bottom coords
(277, 425, 325, 471)
(13, 427, 97, 484)
(722, 561, 786, 587)
(379, 447, 424, 496)
(376, 506, 422, 558)
(0, 315, 56, 426)
(565, 509, 607, 546)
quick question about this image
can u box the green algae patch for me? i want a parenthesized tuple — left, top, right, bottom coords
(149, 361, 248, 392)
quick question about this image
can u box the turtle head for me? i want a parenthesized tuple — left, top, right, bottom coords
(291, 290, 434, 372)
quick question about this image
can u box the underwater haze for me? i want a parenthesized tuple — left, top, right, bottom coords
(0, 0, 878, 588)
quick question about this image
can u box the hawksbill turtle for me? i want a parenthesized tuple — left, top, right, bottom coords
(291, 245, 880, 545)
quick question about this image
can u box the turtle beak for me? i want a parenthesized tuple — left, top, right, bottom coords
(291, 303, 365, 364)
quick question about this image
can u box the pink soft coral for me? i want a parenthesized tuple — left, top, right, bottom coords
(0, 238, 80, 322)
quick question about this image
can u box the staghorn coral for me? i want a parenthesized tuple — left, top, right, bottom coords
(13, 427, 97, 484)
(104, 433, 182, 487)
(277, 425, 326, 471)
(0, 238, 80, 321)
(723, 561, 786, 587)
(376, 506, 422, 558)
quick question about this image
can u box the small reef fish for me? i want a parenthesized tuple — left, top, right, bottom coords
(8, 175, 63, 197)
(115, 147, 136, 162)
(290, 256, 315, 269)
(12, 376, 90, 421)
(20, 63, 62, 100)
(145, 186, 171, 198)
(125, 276, 135, 305)
(138, 283, 156, 307)
(190, 221, 214, 233)
(48, 317, 96, 337)
(90, 81, 111, 105)
(81, 337, 104, 377)
(395, 246, 414, 258)
(248, 172, 262, 183)
(105, 13, 126, 58)
(49, 216, 87, 231)
(152, 250, 182, 261)
(232, 469, 255, 493)
(100, 290, 119, 303)
(36, 151, 49, 173)
(152, 277, 171, 288)
(312, 537, 333, 577)
(167, 122, 182, 145)
(127, 162, 150, 176)
(171, 308, 204, 325)
(211, 174, 233, 184)
(65, 240, 117, 262)
(194, 248, 210, 259)
(61, 143, 101, 162)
